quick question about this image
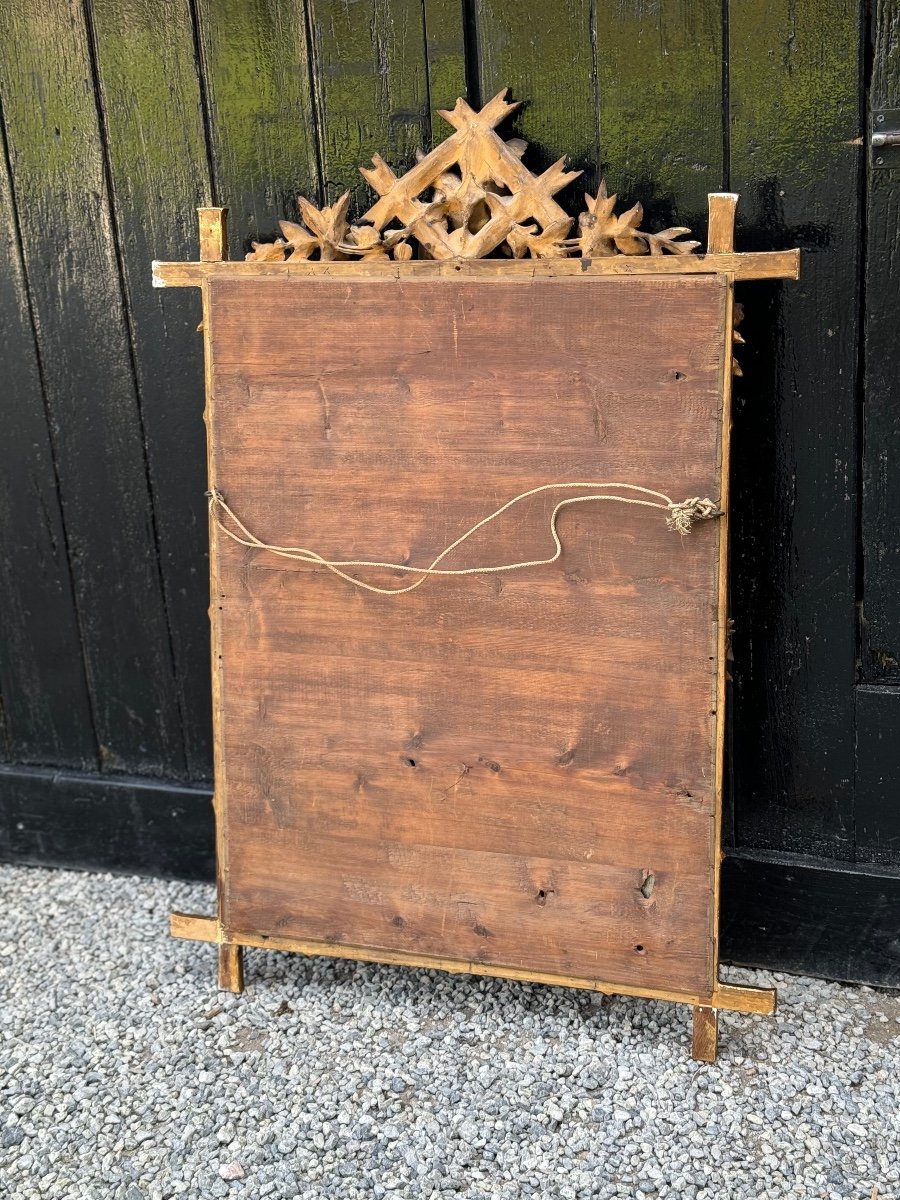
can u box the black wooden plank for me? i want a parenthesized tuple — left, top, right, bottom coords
(423, 0, 467, 144)
(89, 0, 214, 780)
(307, 0, 431, 208)
(0, 3, 186, 775)
(855, 686, 900, 865)
(861, 0, 900, 683)
(470, 0, 598, 204)
(0, 765, 214, 881)
(721, 850, 900, 987)
(0, 109, 96, 768)
(728, 0, 861, 858)
(194, 0, 321, 255)
(594, 0, 724, 229)
(588, 1, 730, 844)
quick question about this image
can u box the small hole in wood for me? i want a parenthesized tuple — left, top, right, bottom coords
(634, 944, 646, 954)
(674, 371, 686, 381)
(402, 757, 417, 768)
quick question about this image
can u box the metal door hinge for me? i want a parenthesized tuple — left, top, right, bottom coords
(872, 110, 900, 168)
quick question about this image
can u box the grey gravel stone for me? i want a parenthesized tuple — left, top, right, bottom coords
(2, 863, 900, 1199)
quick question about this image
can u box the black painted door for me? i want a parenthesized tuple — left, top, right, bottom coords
(858, 2, 900, 865)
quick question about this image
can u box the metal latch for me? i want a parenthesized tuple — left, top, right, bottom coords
(872, 110, 900, 168)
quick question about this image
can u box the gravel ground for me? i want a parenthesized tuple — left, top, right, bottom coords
(1, 864, 899, 1200)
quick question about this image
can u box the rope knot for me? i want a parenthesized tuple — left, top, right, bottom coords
(666, 497, 722, 535)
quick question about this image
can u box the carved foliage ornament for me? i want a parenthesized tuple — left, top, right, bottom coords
(245, 90, 701, 264)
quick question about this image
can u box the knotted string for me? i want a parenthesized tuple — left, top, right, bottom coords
(206, 483, 722, 596)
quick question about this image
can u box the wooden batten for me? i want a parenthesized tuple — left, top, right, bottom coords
(153, 249, 800, 289)
(169, 911, 775, 1015)
(706, 193, 739, 255)
(692, 1006, 719, 1061)
(198, 207, 228, 263)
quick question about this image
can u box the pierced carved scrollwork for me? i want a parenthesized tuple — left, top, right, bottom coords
(245, 89, 700, 264)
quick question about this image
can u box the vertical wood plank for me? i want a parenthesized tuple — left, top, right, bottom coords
(0, 0, 186, 774)
(0, 116, 96, 767)
(308, 0, 431, 207)
(422, 0, 468, 143)
(217, 942, 244, 992)
(470, 0, 598, 199)
(728, 0, 861, 857)
(198, 209, 229, 262)
(860, 0, 900, 683)
(855, 687, 900, 864)
(707, 193, 738, 255)
(594, 1, 724, 227)
(90, 0, 215, 780)
(691, 1005, 718, 1062)
(194, 0, 321, 256)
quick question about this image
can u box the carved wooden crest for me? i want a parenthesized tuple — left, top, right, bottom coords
(246, 89, 700, 263)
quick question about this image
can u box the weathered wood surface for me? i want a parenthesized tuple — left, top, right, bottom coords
(722, 850, 900, 988)
(90, 0, 214, 778)
(193, 0, 320, 258)
(0, 84, 94, 767)
(470, 0, 598, 191)
(170, 910, 776, 1014)
(728, 0, 862, 860)
(594, 0, 724, 228)
(154, 250, 800, 288)
(862, 0, 900, 687)
(691, 1005, 718, 1062)
(308, 0, 432, 211)
(206, 274, 728, 996)
(1, 0, 892, 990)
(0, 2, 184, 774)
(0, 765, 214, 880)
(855, 1, 900, 868)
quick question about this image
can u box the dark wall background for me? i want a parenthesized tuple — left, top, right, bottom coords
(1, 0, 898, 984)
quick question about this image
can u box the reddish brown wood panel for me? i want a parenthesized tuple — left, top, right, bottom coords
(207, 274, 727, 997)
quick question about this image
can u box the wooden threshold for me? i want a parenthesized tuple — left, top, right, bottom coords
(170, 911, 775, 1015)
(152, 248, 800, 290)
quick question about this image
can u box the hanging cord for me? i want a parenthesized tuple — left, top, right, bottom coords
(206, 483, 723, 597)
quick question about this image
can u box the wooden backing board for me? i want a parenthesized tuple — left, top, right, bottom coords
(205, 271, 731, 1000)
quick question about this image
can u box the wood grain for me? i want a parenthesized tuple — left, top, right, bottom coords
(471, 0, 598, 190)
(169, 908, 775, 1013)
(595, 0, 724, 228)
(691, 1005, 718, 1061)
(194, 0, 320, 256)
(307, 0, 431, 210)
(154, 250, 800, 288)
(861, 0, 900, 688)
(0, 0, 184, 773)
(0, 87, 94, 767)
(206, 273, 728, 998)
(217, 942, 244, 992)
(90, 0, 215, 779)
(728, 0, 860, 859)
